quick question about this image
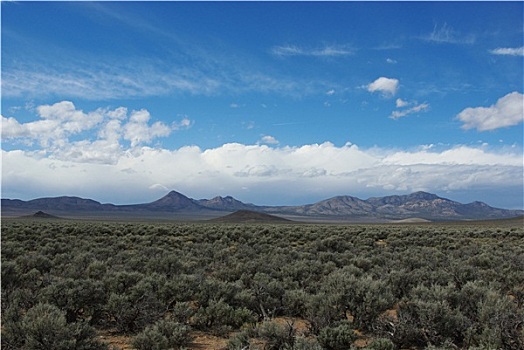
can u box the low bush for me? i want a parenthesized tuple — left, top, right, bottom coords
(132, 319, 193, 350)
(317, 321, 357, 350)
(1, 302, 107, 350)
(256, 320, 296, 350)
(365, 338, 396, 350)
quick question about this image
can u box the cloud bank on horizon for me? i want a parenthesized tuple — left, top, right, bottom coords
(1, 2, 523, 209)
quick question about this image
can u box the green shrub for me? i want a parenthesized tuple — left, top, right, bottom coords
(317, 321, 357, 350)
(305, 292, 344, 333)
(170, 301, 196, 324)
(283, 289, 309, 317)
(256, 320, 296, 350)
(365, 338, 396, 350)
(227, 331, 250, 350)
(194, 299, 255, 336)
(1, 302, 107, 350)
(474, 290, 524, 350)
(107, 277, 164, 332)
(293, 336, 323, 350)
(42, 277, 107, 323)
(132, 319, 193, 350)
(132, 328, 170, 350)
(319, 271, 395, 331)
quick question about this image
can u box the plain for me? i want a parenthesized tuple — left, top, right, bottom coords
(1, 217, 523, 349)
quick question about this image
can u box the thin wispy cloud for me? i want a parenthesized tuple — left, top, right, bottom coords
(421, 23, 475, 44)
(373, 43, 403, 50)
(390, 102, 430, 120)
(2, 57, 332, 100)
(490, 47, 524, 56)
(1, 60, 221, 100)
(271, 44, 353, 57)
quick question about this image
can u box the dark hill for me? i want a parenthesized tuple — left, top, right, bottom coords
(210, 210, 292, 223)
(22, 211, 61, 219)
(140, 190, 203, 211)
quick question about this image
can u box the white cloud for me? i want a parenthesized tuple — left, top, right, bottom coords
(1, 116, 28, 139)
(395, 98, 409, 108)
(172, 117, 193, 130)
(271, 45, 303, 56)
(2, 55, 327, 100)
(421, 23, 475, 44)
(456, 92, 524, 131)
(490, 47, 524, 56)
(258, 135, 279, 145)
(1, 101, 188, 162)
(3, 102, 522, 208)
(367, 77, 399, 97)
(2, 101, 104, 147)
(326, 89, 336, 96)
(2, 142, 521, 207)
(243, 121, 256, 130)
(123, 110, 171, 147)
(390, 102, 430, 120)
(271, 44, 353, 57)
(386, 58, 397, 64)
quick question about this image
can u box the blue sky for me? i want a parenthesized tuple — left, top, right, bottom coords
(2, 1, 523, 209)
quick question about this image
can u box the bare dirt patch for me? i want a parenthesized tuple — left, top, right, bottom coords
(97, 329, 133, 349)
(98, 329, 229, 350)
(189, 331, 229, 349)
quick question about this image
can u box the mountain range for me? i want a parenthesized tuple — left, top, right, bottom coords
(2, 190, 523, 222)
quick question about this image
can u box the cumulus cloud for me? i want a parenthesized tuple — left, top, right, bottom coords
(1, 101, 104, 147)
(3, 102, 522, 208)
(123, 110, 171, 147)
(258, 135, 279, 145)
(390, 102, 430, 120)
(2, 140, 522, 207)
(490, 47, 524, 56)
(1, 101, 190, 163)
(366, 77, 399, 97)
(456, 92, 524, 131)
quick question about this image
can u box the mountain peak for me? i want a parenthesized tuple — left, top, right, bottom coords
(197, 195, 254, 211)
(407, 191, 441, 201)
(166, 190, 186, 197)
(147, 190, 199, 210)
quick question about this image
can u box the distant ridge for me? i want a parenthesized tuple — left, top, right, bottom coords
(209, 210, 291, 223)
(2, 190, 523, 222)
